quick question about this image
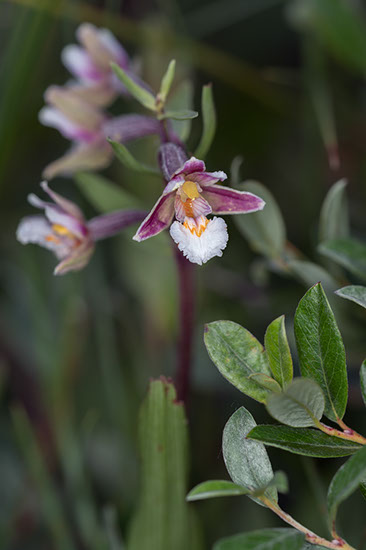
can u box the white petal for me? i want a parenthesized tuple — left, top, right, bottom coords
(61, 45, 102, 82)
(16, 215, 71, 259)
(170, 216, 228, 265)
(39, 107, 81, 140)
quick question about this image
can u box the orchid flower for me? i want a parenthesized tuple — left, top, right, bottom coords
(133, 145, 265, 265)
(39, 86, 160, 180)
(16, 182, 146, 275)
(61, 23, 131, 105)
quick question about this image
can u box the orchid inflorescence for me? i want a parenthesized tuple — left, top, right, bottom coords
(17, 22, 265, 272)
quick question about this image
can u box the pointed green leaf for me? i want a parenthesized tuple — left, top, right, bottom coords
(128, 379, 202, 550)
(74, 172, 141, 213)
(294, 283, 348, 422)
(264, 315, 293, 389)
(360, 361, 366, 408)
(335, 285, 366, 309)
(167, 80, 194, 141)
(159, 59, 176, 102)
(266, 378, 325, 428)
(319, 179, 349, 242)
(327, 446, 366, 527)
(222, 407, 277, 506)
(108, 139, 160, 176)
(318, 238, 366, 282)
(213, 528, 304, 550)
(248, 425, 363, 458)
(360, 482, 366, 501)
(187, 480, 250, 502)
(234, 181, 286, 259)
(195, 84, 216, 159)
(204, 321, 271, 403)
(111, 63, 156, 111)
(160, 109, 198, 121)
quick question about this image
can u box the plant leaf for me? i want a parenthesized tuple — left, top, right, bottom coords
(327, 446, 366, 528)
(74, 172, 141, 213)
(111, 63, 156, 111)
(213, 528, 304, 550)
(159, 59, 176, 102)
(294, 283, 348, 422)
(264, 315, 293, 389)
(360, 361, 366, 408)
(195, 84, 216, 159)
(128, 379, 202, 550)
(319, 179, 349, 242)
(248, 425, 363, 458)
(360, 482, 366, 501)
(204, 321, 271, 403)
(187, 480, 250, 502)
(335, 285, 366, 309)
(266, 378, 325, 428)
(234, 181, 286, 259)
(167, 80, 194, 141)
(222, 407, 277, 506)
(161, 110, 198, 120)
(108, 139, 160, 176)
(287, 260, 338, 294)
(248, 373, 282, 393)
(318, 238, 366, 282)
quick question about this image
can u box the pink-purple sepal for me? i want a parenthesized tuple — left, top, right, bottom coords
(133, 193, 175, 241)
(88, 209, 147, 241)
(201, 185, 265, 214)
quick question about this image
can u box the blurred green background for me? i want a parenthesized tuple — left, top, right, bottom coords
(1, 0, 366, 548)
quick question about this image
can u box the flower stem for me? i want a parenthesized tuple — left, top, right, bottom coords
(175, 247, 195, 403)
(260, 496, 355, 550)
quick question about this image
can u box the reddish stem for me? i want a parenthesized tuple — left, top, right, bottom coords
(175, 248, 195, 403)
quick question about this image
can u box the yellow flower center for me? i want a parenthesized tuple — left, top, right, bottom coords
(180, 180, 200, 201)
(45, 224, 78, 245)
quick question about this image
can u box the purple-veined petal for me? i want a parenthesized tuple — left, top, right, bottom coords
(174, 195, 212, 222)
(170, 216, 228, 265)
(174, 156, 205, 177)
(189, 170, 227, 187)
(159, 143, 188, 181)
(201, 185, 265, 214)
(42, 141, 113, 180)
(163, 175, 185, 195)
(61, 45, 103, 82)
(102, 114, 160, 143)
(54, 238, 95, 276)
(27, 195, 87, 240)
(133, 192, 175, 242)
(88, 209, 147, 241)
(40, 182, 86, 222)
(98, 28, 129, 68)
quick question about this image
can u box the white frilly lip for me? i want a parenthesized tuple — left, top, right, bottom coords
(170, 216, 228, 265)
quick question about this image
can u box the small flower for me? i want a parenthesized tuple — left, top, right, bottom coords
(133, 145, 265, 265)
(17, 182, 146, 275)
(39, 86, 160, 179)
(61, 23, 130, 103)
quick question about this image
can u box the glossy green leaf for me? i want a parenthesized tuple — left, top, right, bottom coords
(318, 238, 366, 282)
(204, 321, 271, 403)
(291, 0, 366, 75)
(234, 181, 286, 259)
(335, 285, 366, 309)
(266, 378, 325, 428)
(360, 361, 366, 408)
(294, 283, 348, 422)
(222, 407, 277, 506)
(319, 179, 349, 242)
(213, 528, 304, 550)
(287, 260, 337, 294)
(252, 471, 289, 496)
(159, 59, 176, 102)
(108, 139, 160, 176)
(111, 63, 156, 111)
(248, 425, 363, 458)
(128, 380, 202, 550)
(195, 84, 216, 159)
(327, 446, 366, 527)
(74, 172, 141, 213)
(160, 109, 198, 121)
(248, 373, 281, 393)
(264, 315, 293, 389)
(187, 480, 250, 502)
